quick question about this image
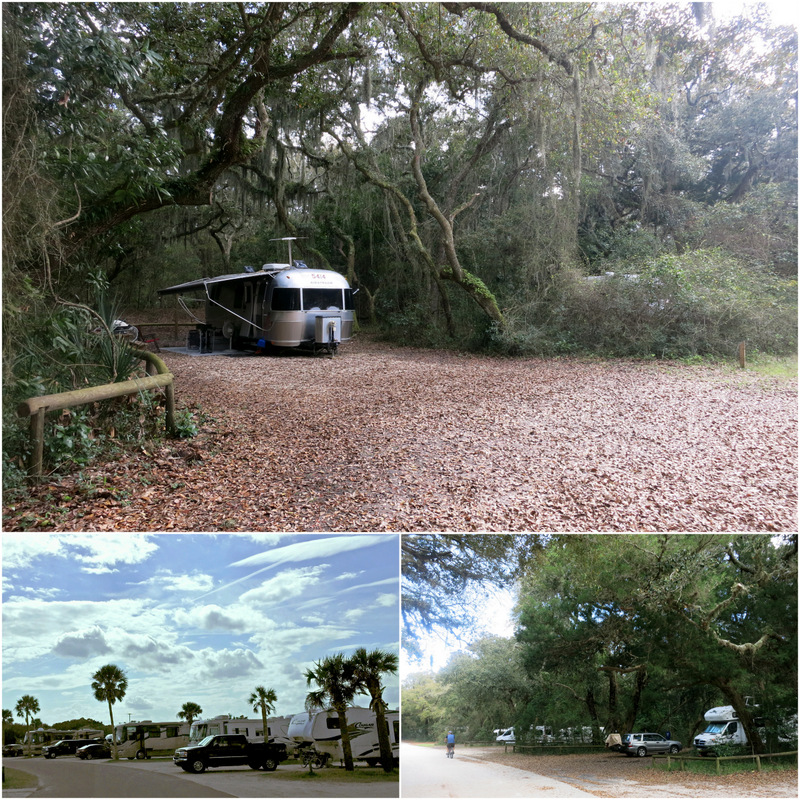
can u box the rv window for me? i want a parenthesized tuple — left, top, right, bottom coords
(302, 288, 342, 311)
(344, 288, 355, 310)
(326, 718, 341, 730)
(272, 287, 301, 311)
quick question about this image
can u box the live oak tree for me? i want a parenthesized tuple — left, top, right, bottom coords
(403, 534, 797, 751)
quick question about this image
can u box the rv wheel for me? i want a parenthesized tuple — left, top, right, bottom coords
(135, 749, 146, 760)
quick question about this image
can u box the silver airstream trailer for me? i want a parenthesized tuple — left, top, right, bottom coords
(158, 259, 355, 355)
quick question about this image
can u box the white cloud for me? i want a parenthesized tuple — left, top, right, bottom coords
(374, 593, 398, 607)
(130, 569, 215, 594)
(174, 603, 254, 632)
(230, 535, 388, 569)
(238, 566, 326, 606)
(1, 533, 158, 573)
(53, 626, 112, 658)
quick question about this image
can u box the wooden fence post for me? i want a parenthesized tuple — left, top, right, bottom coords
(739, 341, 746, 368)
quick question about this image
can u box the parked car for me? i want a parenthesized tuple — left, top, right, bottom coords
(43, 739, 102, 759)
(3, 743, 24, 757)
(622, 733, 682, 757)
(76, 742, 111, 760)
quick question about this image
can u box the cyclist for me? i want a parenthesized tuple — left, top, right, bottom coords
(446, 730, 455, 758)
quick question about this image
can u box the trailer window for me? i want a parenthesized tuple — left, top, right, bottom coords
(344, 288, 355, 310)
(303, 288, 342, 310)
(272, 287, 301, 311)
(326, 718, 341, 730)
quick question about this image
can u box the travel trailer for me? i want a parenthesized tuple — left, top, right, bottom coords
(287, 707, 399, 766)
(189, 715, 295, 750)
(158, 241, 355, 355)
(113, 720, 190, 759)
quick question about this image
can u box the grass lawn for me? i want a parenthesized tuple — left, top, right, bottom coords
(2, 767, 38, 790)
(273, 764, 399, 782)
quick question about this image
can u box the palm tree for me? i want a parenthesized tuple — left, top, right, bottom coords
(248, 687, 277, 743)
(14, 695, 40, 757)
(91, 664, 128, 760)
(3, 708, 13, 748)
(177, 702, 203, 727)
(350, 647, 399, 773)
(305, 653, 362, 771)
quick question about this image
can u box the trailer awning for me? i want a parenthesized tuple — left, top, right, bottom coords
(158, 266, 289, 295)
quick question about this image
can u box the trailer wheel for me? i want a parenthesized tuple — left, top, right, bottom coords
(262, 757, 278, 771)
(190, 758, 207, 773)
(135, 749, 146, 760)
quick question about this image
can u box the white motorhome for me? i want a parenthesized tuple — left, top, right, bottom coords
(694, 700, 795, 754)
(496, 727, 515, 743)
(189, 714, 295, 749)
(288, 707, 399, 766)
(495, 725, 553, 744)
(114, 720, 190, 759)
(693, 699, 763, 754)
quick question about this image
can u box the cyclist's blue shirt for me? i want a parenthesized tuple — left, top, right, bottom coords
(447, 734, 455, 744)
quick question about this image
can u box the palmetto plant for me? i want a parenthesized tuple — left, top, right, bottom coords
(350, 648, 399, 772)
(248, 686, 277, 744)
(304, 653, 362, 772)
(177, 701, 203, 726)
(91, 664, 128, 760)
(14, 695, 40, 757)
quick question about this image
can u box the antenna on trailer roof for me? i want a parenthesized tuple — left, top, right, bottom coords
(270, 236, 306, 265)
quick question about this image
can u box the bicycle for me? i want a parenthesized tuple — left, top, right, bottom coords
(446, 743, 454, 759)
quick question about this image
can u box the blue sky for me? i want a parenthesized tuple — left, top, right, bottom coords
(2, 533, 399, 728)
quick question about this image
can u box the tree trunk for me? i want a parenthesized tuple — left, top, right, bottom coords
(108, 701, 117, 760)
(335, 706, 354, 771)
(714, 679, 766, 754)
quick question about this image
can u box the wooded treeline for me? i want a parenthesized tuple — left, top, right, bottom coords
(401, 534, 797, 755)
(3, 1, 797, 361)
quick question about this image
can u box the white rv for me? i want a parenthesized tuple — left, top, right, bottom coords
(189, 714, 295, 750)
(288, 707, 399, 766)
(496, 727, 515, 743)
(114, 720, 190, 759)
(694, 701, 795, 754)
(693, 701, 763, 754)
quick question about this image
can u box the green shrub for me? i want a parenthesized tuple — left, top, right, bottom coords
(500, 250, 797, 358)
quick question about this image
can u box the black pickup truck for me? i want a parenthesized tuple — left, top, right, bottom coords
(173, 734, 288, 773)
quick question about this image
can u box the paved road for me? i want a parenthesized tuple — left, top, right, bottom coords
(4, 757, 398, 798)
(400, 743, 594, 798)
(3, 757, 231, 797)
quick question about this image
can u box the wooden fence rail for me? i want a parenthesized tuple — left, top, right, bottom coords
(508, 743, 606, 755)
(652, 750, 797, 774)
(17, 349, 175, 479)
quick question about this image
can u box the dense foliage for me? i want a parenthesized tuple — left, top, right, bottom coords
(3, 2, 797, 483)
(402, 534, 798, 755)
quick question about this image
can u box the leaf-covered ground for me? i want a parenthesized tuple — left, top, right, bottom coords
(464, 747, 798, 797)
(4, 337, 797, 531)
